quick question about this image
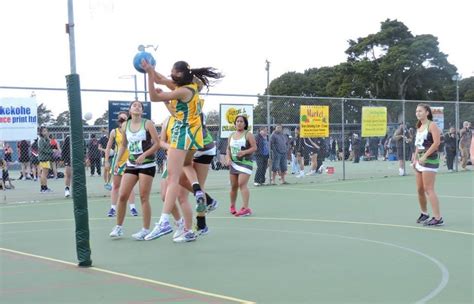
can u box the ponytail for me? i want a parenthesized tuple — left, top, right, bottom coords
(172, 61, 224, 88)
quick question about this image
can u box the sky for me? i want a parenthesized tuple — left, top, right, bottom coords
(0, 0, 473, 124)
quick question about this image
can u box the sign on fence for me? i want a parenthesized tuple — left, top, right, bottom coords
(0, 97, 38, 141)
(361, 107, 387, 137)
(219, 104, 253, 138)
(108, 101, 151, 132)
(299, 105, 329, 138)
(431, 107, 444, 131)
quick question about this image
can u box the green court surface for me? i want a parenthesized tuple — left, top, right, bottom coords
(1, 170, 473, 303)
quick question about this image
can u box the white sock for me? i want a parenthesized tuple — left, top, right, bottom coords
(159, 213, 170, 224)
(421, 211, 428, 215)
(129, 203, 136, 210)
(111, 204, 116, 210)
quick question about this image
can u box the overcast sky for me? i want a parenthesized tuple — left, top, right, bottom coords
(1, 0, 473, 123)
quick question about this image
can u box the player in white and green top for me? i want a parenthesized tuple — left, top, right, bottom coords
(225, 115, 257, 217)
(109, 101, 161, 240)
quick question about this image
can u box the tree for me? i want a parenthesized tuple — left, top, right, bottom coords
(205, 109, 219, 126)
(54, 111, 70, 126)
(94, 110, 108, 126)
(37, 103, 54, 126)
(346, 19, 457, 100)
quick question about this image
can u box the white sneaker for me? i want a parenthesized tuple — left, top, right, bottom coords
(173, 229, 197, 243)
(65, 188, 71, 198)
(296, 171, 305, 178)
(144, 221, 172, 241)
(109, 225, 123, 238)
(399, 168, 405, 176)
(132, 228, 150, 241)
(172, 220, 185, 239)
(306, 170, 317, 176)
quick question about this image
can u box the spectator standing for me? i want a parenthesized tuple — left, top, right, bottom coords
(88, 134, 102, 176)
(393, 123, 408, 175)
(459, 121, 472, 170)
(270, 124, 289, 184)
(444, 127, 457, 172)
(17, 140, 31, 180)
(254, 126, 269, 186)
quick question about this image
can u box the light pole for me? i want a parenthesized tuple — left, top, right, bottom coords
(137, 44, 158, 101)
(119, 74, 138, 100)
(265, 59, 271, 184)
(452, 74, 460, 171)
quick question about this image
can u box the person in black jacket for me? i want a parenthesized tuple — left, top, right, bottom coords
(254, 126, 269, 186)
(444, 127, 457, 172)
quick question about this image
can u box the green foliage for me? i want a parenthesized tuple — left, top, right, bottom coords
(94, 110, 108, 126)
(37, 103, 54, 126)
(253, 19, 468, 125)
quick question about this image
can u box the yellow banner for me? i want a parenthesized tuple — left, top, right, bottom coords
(300, 105, 329, 138)
(361, 107, 387, 137)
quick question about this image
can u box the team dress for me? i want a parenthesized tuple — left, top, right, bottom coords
(169, 83, 203, 150)
(229, 131, 253, 175)
(110, 128, 129, 176)
(414, 121, 439, 173)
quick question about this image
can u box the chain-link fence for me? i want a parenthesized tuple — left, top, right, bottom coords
(1, 86, 473, 204)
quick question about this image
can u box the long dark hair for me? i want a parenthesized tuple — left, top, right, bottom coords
(117, 111, 128, 125)
(416, 103, 433, 129)
(172, 61, 223, 88)
(234, 115, 249, 130)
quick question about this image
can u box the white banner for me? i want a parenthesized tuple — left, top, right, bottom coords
(0, 98, 38, 141)
(431, 106, 444, 131)
(219, 104, 253, 138)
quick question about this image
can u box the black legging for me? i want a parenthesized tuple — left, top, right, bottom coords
(446, 150, 456, 170)
(90, 158, 101, 175)
(254, 155, 269, 184)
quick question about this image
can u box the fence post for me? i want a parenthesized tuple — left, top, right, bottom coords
(341, 99, 346, 181)
(454, 99, 460, 172)
(402, 99, 406, 176)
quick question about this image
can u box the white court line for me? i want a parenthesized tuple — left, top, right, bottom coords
(274, 186, 473, 200)
(1, 216, 473, 236)
(0, 247, 255, 304)
(218, 226, 449, 304)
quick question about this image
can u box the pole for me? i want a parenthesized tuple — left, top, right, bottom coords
(66, 0, 92, 267)
(402, 99, 406, 176)
(265, 60, 271, 184)
(341, 99, 346, 180)
(454, 77, 460, 171)
(133, 75, 138, 101)
(143, 74, 147, 101)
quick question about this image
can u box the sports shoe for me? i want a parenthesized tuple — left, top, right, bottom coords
(104, 183, 112, 191)
(130, 208, 138, 216)
(172, 220, 185, 239)
(296, 171, 305, 178)
(144, 221, 173, 241)
(416, 213, 430, 224)
(195, 190, 206, 213)
(173, 229, 197, 243)
(235, 207, 252, 217)
(64, 188, 71, 198)
(306, 170, 317, 176)
(132, 228, 150, 241)
(423, 217, 444, 226)
(206, 199, 219, 213)
(40, 188, 53, 193)
(253, 182, 262, 186)
(109, 225, 123, 238)
(107, 208, 116, 217)
(197, 225, 209, 236)
(230, 205, 237, 215)
(399, 168, 405, 176)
